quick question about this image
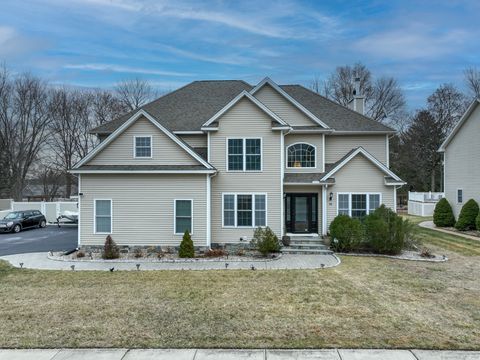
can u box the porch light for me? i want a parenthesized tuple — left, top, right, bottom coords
(329, 192, 333, 201)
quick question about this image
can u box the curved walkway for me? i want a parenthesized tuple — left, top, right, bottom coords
(0, 252, 340, 271)
(419, 221, 480, 241)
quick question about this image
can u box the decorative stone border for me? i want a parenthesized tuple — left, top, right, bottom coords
(47, 251, 283, 264)
(336, 251, 448, 262)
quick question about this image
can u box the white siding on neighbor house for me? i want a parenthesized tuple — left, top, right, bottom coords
(253, 84, 317, 126)
(284, 134, 324, 172)
(325, 153, 395, 231)
(89, 117, 200, 166)
(325, 135, 388, 165)
(444, 104, 480, 218)
(210, 97, 282, 243)
(79, 174, 207, 247)
(179, 134, 208, 148)
(283, 185, 323, 235)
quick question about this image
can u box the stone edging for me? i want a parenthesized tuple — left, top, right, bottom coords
(336, 252, 448, 262)
(47, 252, 284, 264)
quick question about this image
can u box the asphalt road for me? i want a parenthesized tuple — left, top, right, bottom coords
(0, 225, 77, 256)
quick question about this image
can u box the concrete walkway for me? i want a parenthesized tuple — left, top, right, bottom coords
(419, 221, 480, 241)
(0, 252, 340, 271)
(0, 348, 479, 360)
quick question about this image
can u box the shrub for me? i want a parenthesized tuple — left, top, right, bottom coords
(250, 227, 281, 256)
(476, 213, 480, 232)
(433, 198, 455, 227)
(102, 235, 120, 259)
(204, 248, 228, 257)
(455, 199, 479, 230)
(420, 247, 434, 258)
(179, 230, 195, 258)
(133, 248, 144, 258)
(76, 250, 85, 258)
(364, 205, 407, 255)
(329, 214, 363, 252)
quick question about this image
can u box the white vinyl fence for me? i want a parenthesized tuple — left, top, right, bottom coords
(408, 192, 444, 217)
(0, 201, 78, 223)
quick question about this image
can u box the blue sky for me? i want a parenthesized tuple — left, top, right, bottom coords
(1, 0, 479, 109)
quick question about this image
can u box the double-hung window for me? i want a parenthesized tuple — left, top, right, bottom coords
(95, 199, 112, 234)
(337, 193, 381, 219)
(175, 200, 192, 235)
(223, 193, 266, 227)
(134, 136, 152, 158)
(227, 138, 261, 171)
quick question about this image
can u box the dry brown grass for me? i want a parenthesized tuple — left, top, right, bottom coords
(0, 223, 479, 349)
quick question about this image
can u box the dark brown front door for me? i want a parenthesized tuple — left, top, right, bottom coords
(285, 193, 318, 233)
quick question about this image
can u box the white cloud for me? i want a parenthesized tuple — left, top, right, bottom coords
(157, 45, 252, 65)
(64, 63, 193, 76)
(0, 26, 48, 58)
(355, 27, 470, 60)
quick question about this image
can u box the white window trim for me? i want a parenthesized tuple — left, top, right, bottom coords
(94, 199, 113, 235)
(285, 142, 317, 169)
(133, 135, 153, 159)
(174, 199, 194, 235)
(225, 137, 263, 172)
(222, 193, 268, 228)
(336, 192, 382, 217)
(457, 188, 463, 204)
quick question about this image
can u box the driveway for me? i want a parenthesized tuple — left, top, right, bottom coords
(0, 225, 77, 256)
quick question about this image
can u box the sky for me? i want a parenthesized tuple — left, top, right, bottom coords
(0, 0, 479, 109)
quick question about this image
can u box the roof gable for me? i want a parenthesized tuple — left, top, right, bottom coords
(321, 147, 403, 182)
(250, 77, 329, 128)
(201, 90, 289, 128)
(439, 98, 480, 152)
(74, 109, 214, 170)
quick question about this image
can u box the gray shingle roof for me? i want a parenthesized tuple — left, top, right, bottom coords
(284, 172, 335, 184)
(90, 80, 395, 134)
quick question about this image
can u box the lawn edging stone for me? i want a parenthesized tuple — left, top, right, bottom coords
(336, 250, 448, 262)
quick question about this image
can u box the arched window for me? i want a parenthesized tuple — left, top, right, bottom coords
(287, 143, 316, 168)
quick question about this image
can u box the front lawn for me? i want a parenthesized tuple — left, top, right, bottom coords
(0, 223, 479, 349)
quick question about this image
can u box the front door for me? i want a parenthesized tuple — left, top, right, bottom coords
(285, 193, 318, 233)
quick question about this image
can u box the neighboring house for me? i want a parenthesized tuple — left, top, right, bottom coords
(71, 77, 405, 249)
(439, 98, 480, 218)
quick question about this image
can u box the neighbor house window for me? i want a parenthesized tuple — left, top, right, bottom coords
(337, 193, 381, 218)
(134, 136, 152, 158)
(227, 138, 262, 171)
(175, 200, 192, 235)
(457, 189, 463, 204)
(287, 143, 316, 168)
(222, 193, 267, 227)
(95, 199, 112, 233)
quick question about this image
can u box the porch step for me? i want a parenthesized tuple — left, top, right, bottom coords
(289, 242, 329, 250)
(281, 248, 333, 255)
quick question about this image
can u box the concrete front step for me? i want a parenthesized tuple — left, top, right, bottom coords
(289, 243, 329, 249)
(281, 248, 333, 255)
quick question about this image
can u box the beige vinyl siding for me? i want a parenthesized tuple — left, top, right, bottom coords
(283, 185, 323, 234)
(285, 134, 324, 172)
(79, 174, 207, 247)
(89, 117, 200, 166)
(326, 154, 395, 230)
(178, 134, 208, 148)
(210, 98, 282, 243)
(325, 135, 388, 165)
(444, 104, 480, 218)
(254, 84, 317, 126)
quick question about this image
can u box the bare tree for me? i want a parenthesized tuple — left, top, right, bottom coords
(314, 62, 406, 124)
(92, 90, 127, 125)
(0, 69, 52, 200)
(427, 83, 468, 135)
(464, 66, 480, 99)
(39, 165, 63, 199)
(115, 77, 155, 111)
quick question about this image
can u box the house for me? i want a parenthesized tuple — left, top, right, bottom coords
(70, 77, 405, 250)
(439, 98, 480, 218)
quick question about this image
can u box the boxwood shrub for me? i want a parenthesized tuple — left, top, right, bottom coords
(433, 198, 455, 227)
(329, 214, 363, 252)
(455, 199, 479, 231)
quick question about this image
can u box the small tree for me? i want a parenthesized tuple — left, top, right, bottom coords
(476, 213, 480, 232)
(102, 235, 119, 259)
(455, 199, 479, 231)
(433, 198, 455, 227)
(250, 227, 281, 256)
(179, 230, 194, 258)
